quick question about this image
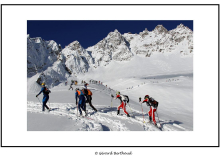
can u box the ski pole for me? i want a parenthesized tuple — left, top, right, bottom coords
(76, 102, 78, 119)
(139, 97, 145, 123)
(155, 110, 162, 128)
(127, 103, 133, 113)
(110, 94, 114, 115)
(37, 97, 42, 105)
(141, 103, 145, 123)
(37, 97, 43, 111)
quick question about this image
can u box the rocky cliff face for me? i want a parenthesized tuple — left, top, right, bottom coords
(61, 41, 93, 75)
(27, 35, 70, 87)
(27, 35, 62, 77)
(87, 29, 133, 67)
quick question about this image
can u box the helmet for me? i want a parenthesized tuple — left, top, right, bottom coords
(41, 82, 45, 86)
(75, 88, 79, 91)
(116, 91, 120, 95)
(144, 95, 149, 99)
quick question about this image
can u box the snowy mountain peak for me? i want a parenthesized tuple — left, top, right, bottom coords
(107, 29, 122, 40)
(143, 28, 148, 32)
(139, 28, 149, 38)
(153, 25, 168, 34)
(176, 23, 192, 31)
(114, 29, 119, 33)
(66, 41, 82, 50)
(177, 23, 185, 28)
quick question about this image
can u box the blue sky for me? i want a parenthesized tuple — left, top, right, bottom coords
(27, 20, 193, 49)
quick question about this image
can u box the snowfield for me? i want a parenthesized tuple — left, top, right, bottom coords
(27, 71, 193, 131)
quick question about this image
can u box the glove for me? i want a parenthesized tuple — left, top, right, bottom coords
(36, 95, 38, 97)
(76, 102, 78, 105)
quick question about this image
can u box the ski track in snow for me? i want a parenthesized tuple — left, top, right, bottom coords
(27, 101, 185, 131)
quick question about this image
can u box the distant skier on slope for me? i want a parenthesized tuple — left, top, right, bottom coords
(140, 95, 159, 126)
(69, 82, 74, 90)
(113, 91, 130, 117)
(75, 88, 87, 116)
(36, 82, 51, 111)
(84, 83, 88, 89)
(82, 88, 97, 112)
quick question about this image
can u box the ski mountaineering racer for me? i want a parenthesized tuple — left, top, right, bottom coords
(36, 82, 51, 111)
(69, 82, 74, 90)
(114, 91, 130, 117)
(84, 83, 88, 89)
(140, 95, 159, 125)
(75, 88, 87, 116)
(82, 88, 97, 112)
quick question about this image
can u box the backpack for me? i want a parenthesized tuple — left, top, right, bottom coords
(77, 90, 84, 96)
(120, 95, 129, 103)
(87, 89, 92, 96)
(149, 97, 158, 108)
(44, 87, 51, 95)
(83, 89, 88, 95)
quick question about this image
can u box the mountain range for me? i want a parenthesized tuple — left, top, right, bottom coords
(27, 24, 193, 88)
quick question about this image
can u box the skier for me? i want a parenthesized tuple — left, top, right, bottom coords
(84, 83, 88, 89)
(75, 88, 87, 116)
(140, 95, 158, 125)
(36, 82, 51, 111)
(69, 82, 74, 90)
(113, 91, 130, 117)
(82, 88, 97, 112)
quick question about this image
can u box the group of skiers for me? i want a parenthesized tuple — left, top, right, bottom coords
(36, 82, 159, 126)
(111, 92, 159, 125)
(75, 87, 97, 116)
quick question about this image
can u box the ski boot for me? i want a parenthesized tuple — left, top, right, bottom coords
(117, 110, 120, 115)
(127, 114, 130, 117)
(84, 110, 88, 116)
(149, 116, 152, 122)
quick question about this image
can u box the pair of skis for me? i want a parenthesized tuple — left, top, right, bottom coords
(76, 106, 94, 120)
(145, 121, 162, 130)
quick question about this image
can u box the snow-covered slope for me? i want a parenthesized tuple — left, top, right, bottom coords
(27, 81, 192, 131)
(80, 51, 192, 82)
